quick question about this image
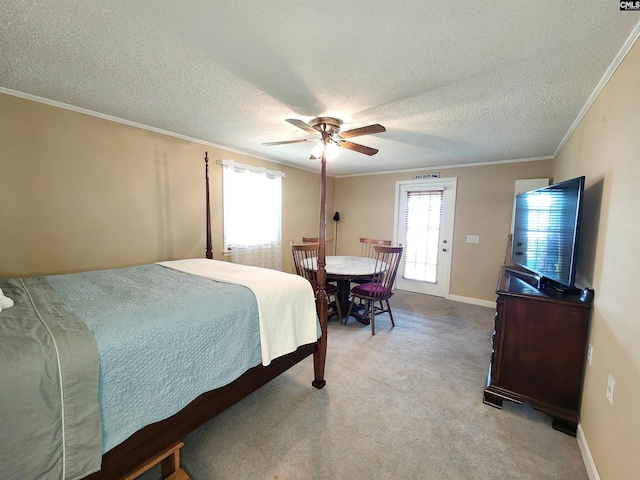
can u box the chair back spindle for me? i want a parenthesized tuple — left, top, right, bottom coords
(291, 241, 319, 289)
(371, 245, 404, 297)
(360, 237, 392, 258)
(303, 236, 334, 254)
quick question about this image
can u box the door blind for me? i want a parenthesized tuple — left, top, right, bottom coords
(403, 189, 443, 283)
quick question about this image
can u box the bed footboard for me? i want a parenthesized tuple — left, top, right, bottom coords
(85, 342, 317, 480)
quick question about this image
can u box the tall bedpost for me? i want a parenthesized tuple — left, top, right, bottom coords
(205, 152, 213, 260)
(312, 131, 329, 389)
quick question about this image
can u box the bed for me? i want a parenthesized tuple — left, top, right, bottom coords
(0, 152, 331, 480)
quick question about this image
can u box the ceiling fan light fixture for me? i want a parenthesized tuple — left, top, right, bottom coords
(309, 143, 323, 160)
(309, 141, 341, 161)
(326, 142, 341, 160)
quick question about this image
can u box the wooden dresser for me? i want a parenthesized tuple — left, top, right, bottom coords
(483, 266, 592, 436)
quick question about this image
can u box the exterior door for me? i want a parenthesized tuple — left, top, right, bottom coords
(394, 178, 457, 297)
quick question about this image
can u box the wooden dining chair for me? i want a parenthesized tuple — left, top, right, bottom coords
(302, 236, 336, 284)
(290, 241, 342, 320)
(353, 238, 393, 291)
(360, 237, 392, 258)
(302, 236, 334, 254)
(346, 245, 404, 335)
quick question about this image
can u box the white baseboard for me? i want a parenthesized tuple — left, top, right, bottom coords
(577, 424, 601, 480)
(447, 294, 496, 309)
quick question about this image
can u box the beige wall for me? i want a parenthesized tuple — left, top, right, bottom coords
(0, 93, 333, 278)
(553, 39, 640, 480)
(4, 36, 638, 475)
(334, 160, 554, 302)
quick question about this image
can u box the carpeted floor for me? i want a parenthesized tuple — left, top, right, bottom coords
(139, 290, 588, 479)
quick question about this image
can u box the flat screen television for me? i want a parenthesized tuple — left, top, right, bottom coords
(511, 176, 585, 294)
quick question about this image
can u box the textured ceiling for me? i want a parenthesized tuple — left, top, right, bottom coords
(1, 1, 639, 176)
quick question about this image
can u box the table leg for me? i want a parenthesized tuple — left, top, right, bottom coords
(335, 279, 351, 322)
(336, 279, 369, 325)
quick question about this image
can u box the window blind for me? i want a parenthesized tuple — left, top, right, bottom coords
(403, 189, 443, 283)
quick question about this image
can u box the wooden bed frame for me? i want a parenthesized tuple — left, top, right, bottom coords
(85, 152, 329, 479)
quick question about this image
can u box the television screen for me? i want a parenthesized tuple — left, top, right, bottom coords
(511, 176, 585, 289)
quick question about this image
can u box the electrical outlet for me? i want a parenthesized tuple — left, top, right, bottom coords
(606, 374, 615, 404)
(587, 344, 593, 366)
(466, 235, 479, 244)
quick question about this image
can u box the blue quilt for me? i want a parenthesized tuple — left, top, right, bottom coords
(45, 264, 262, 453)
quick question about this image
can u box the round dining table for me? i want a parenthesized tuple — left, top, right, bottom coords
(303, 255, 385, 324)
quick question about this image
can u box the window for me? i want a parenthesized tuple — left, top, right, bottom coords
(402, 189, 443, 283)
(218, 159, 283, 270)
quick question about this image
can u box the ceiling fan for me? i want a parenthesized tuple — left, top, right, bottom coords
(263, 117, 386, 159)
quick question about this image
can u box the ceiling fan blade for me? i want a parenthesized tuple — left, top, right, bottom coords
(285, 118, 320, 135)
(339, 124, 386, 139)
(339, 141, 379, 156)
(262, 139, 315, 146)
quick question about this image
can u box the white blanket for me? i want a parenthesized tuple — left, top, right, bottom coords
(158, 259, 319, 365)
